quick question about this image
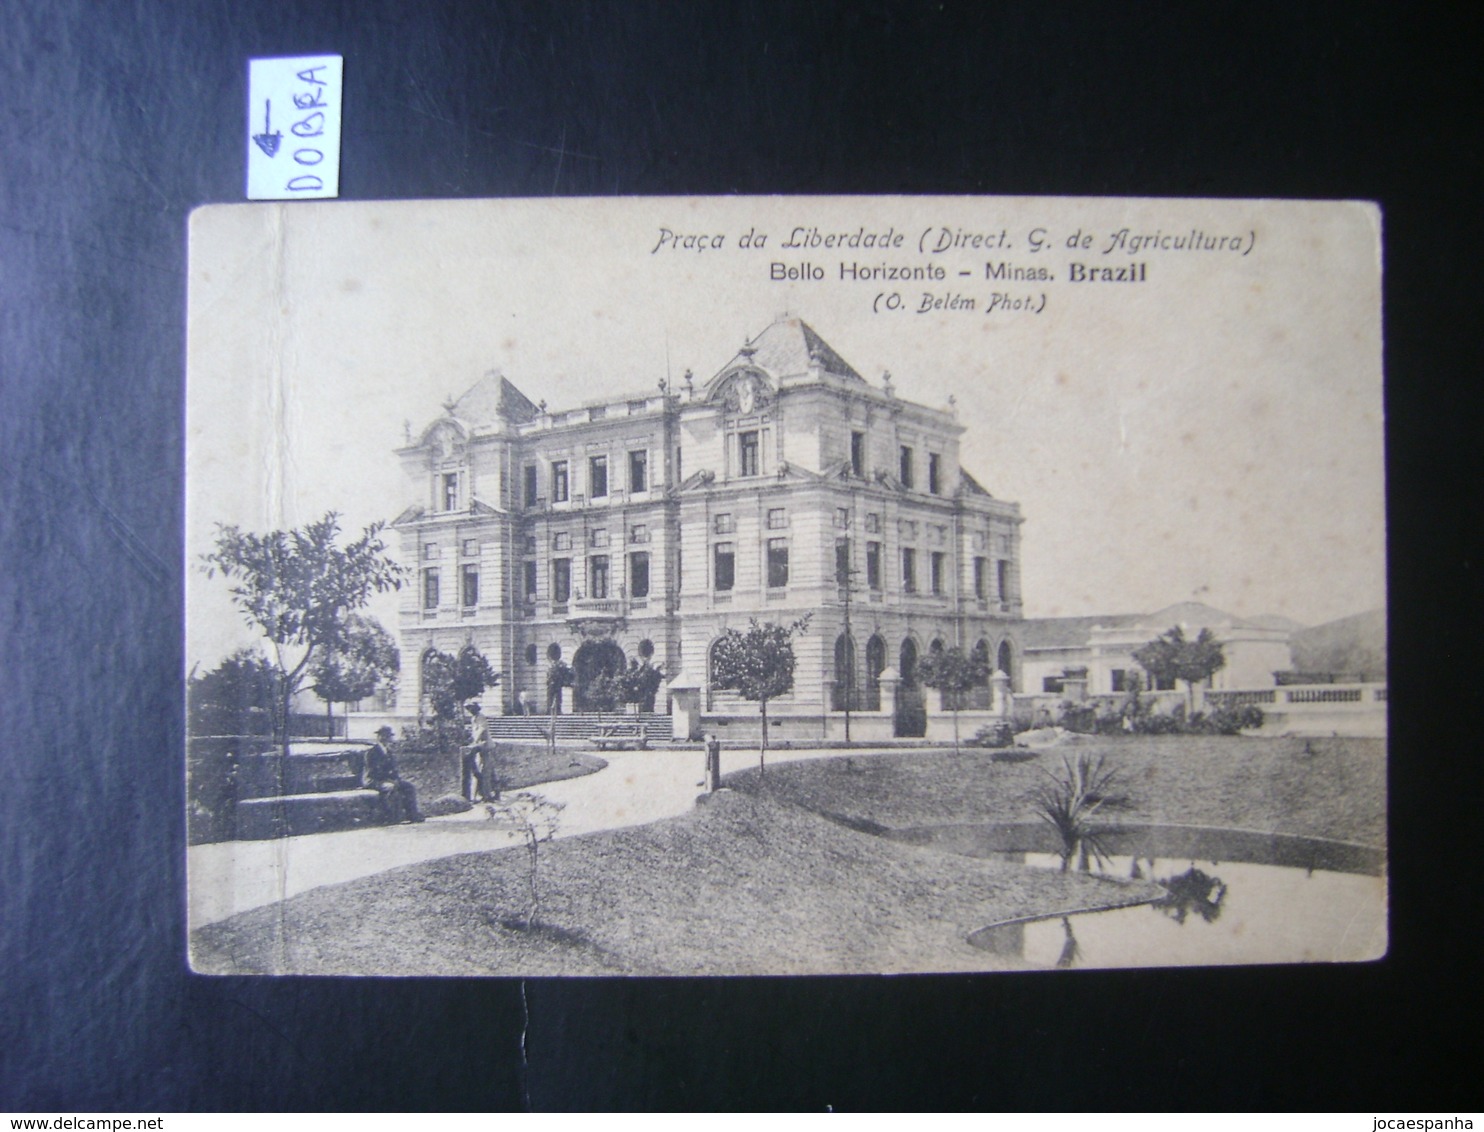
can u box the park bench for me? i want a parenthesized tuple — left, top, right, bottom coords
(592, 722, 651, 750)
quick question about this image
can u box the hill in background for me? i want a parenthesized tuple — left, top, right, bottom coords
(1290, 609, 1387, 682)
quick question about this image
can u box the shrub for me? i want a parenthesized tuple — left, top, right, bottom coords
(1057, 702, 1099, 734)
(970, 720, 1015, 748)
(1030, 754, 1122, 873)
(1195, 704, 1265, 735)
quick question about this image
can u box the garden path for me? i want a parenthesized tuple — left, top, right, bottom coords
(188, 744, 902, 928)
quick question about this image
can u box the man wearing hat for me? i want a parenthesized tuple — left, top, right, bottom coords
(364, 725, 423, 824)
(462, 701, 495, 804)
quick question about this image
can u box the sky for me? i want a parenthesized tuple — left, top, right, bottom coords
(186, 196, 1385, 669)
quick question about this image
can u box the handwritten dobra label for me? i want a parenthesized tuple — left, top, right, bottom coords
(246, 55, 343, 200)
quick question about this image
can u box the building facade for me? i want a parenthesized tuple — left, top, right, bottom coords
(391, 318, 1024, 734)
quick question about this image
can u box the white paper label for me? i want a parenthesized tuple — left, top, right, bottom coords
(245, 55, 343, 200)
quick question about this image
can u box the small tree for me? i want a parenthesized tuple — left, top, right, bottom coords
(310, 613, 399, 737)
(1030, 754, 1122, 873)
(201, 512, 404, 755)
(583, 669, 623, 732)
(1132, 625, 1226, 714)
(544, 654, 575, 756)
(485, 793, 564, 931)
(709, 614, 811, 774)
(619, 658, 667, 713)
(422, 644, 499, 750)
(917, 645, 990, 754)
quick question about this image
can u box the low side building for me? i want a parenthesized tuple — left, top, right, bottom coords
(1020, 601, 1296, 697)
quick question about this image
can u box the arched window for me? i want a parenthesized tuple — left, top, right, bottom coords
(866, 634, 887, 711)
(997, 639, 1015, 691)
(832, 633, 857, 711)
(971, 639, 992, 709)
(899, 637, 919, 686)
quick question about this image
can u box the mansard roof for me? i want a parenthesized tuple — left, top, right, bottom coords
(715, 317, 865, 384)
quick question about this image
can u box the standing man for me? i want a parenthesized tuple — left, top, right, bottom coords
(364, 725, 423, 824)
(462, 701, 491, 804)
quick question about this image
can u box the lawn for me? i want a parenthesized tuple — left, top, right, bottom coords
(393, 741, 606, 809)
(189, 789, 1161, 975)
(190, 734, 1385, 975)
(730, 735, 1386, 848)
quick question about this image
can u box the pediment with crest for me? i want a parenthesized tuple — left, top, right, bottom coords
(707, 367, 775, 415)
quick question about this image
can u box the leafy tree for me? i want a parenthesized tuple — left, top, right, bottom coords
(421, 644, 500, 749)
(619, 658, 667, 713)
(310, 613, 399, 737)
(709, 614, 811, 774)
(188, 648, 284, 736)
(917, 645, 990, 754)
(1132, 625, 1226, 713)
(200, 512, 403, 753)
(583, 669, 623, 731)
(543, 656, 575, 755)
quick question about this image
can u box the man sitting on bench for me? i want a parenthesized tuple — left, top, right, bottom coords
(364, 725, 424, 824)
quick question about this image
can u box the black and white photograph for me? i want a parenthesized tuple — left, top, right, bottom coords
(183, 195, 1386, 977)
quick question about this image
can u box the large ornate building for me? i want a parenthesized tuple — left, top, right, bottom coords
(391, 318, 1024, 734)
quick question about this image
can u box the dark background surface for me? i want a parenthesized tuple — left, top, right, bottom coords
(2, 0, 1478, 1111)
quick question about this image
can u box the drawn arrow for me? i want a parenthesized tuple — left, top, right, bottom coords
(252, 99, 282, 157)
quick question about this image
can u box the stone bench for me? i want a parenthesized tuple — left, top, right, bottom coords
(235, 787, 388, 840)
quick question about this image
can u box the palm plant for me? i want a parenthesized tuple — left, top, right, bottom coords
(1030, 753, 1121, 873)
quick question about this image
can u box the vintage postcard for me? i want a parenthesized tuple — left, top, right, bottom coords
(186, 196, 1386, 975)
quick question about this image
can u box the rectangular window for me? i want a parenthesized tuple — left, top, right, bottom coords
(835, 538, 850, 585)
(850, 430, 865, 476)
(630, 523, 648, 544)
(739, 430, 760, 476)
(767, 508, 788, 530)
(628, 450, 648, 493)
(714, 543, 735, 591)
(422, 568, 440, 610)
(866, 541, 882, 589)
(523, 560, 537, 601)
(834, 507, 850, 529)
(865, 512, 880, 534)
(1043, 676, 1065, 694)
(1111, 669, 1128, 693)
(442, 472, 460, 511)
(901, 548, 917, 593)
(1154, 673, 1177, 691)
(997, 559, 1010, 600)
(461, 564, 479, 607)
(589, 555, 610, 599)
(928, 453, 942, 495)
(552, 461, 569, 502)
(629, 551, 650, 598)
(423, 543, 439, 561)
(589, 528, 608, 548)
(675, 445, 682, 483)
(589, 455, 608, 498)
(523, 465, 538, 507)
(974, 556, 988, 600)
(522, 535, 537, 555)
(930, 551, 945, 595)
(553, 531, 572, 551)
(714, 513, 735, 534)
(462, 538, 478, 557)
(552, 558, 571, 603)
(899, 445, 914, 488)
(767, 539, 790, 588)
